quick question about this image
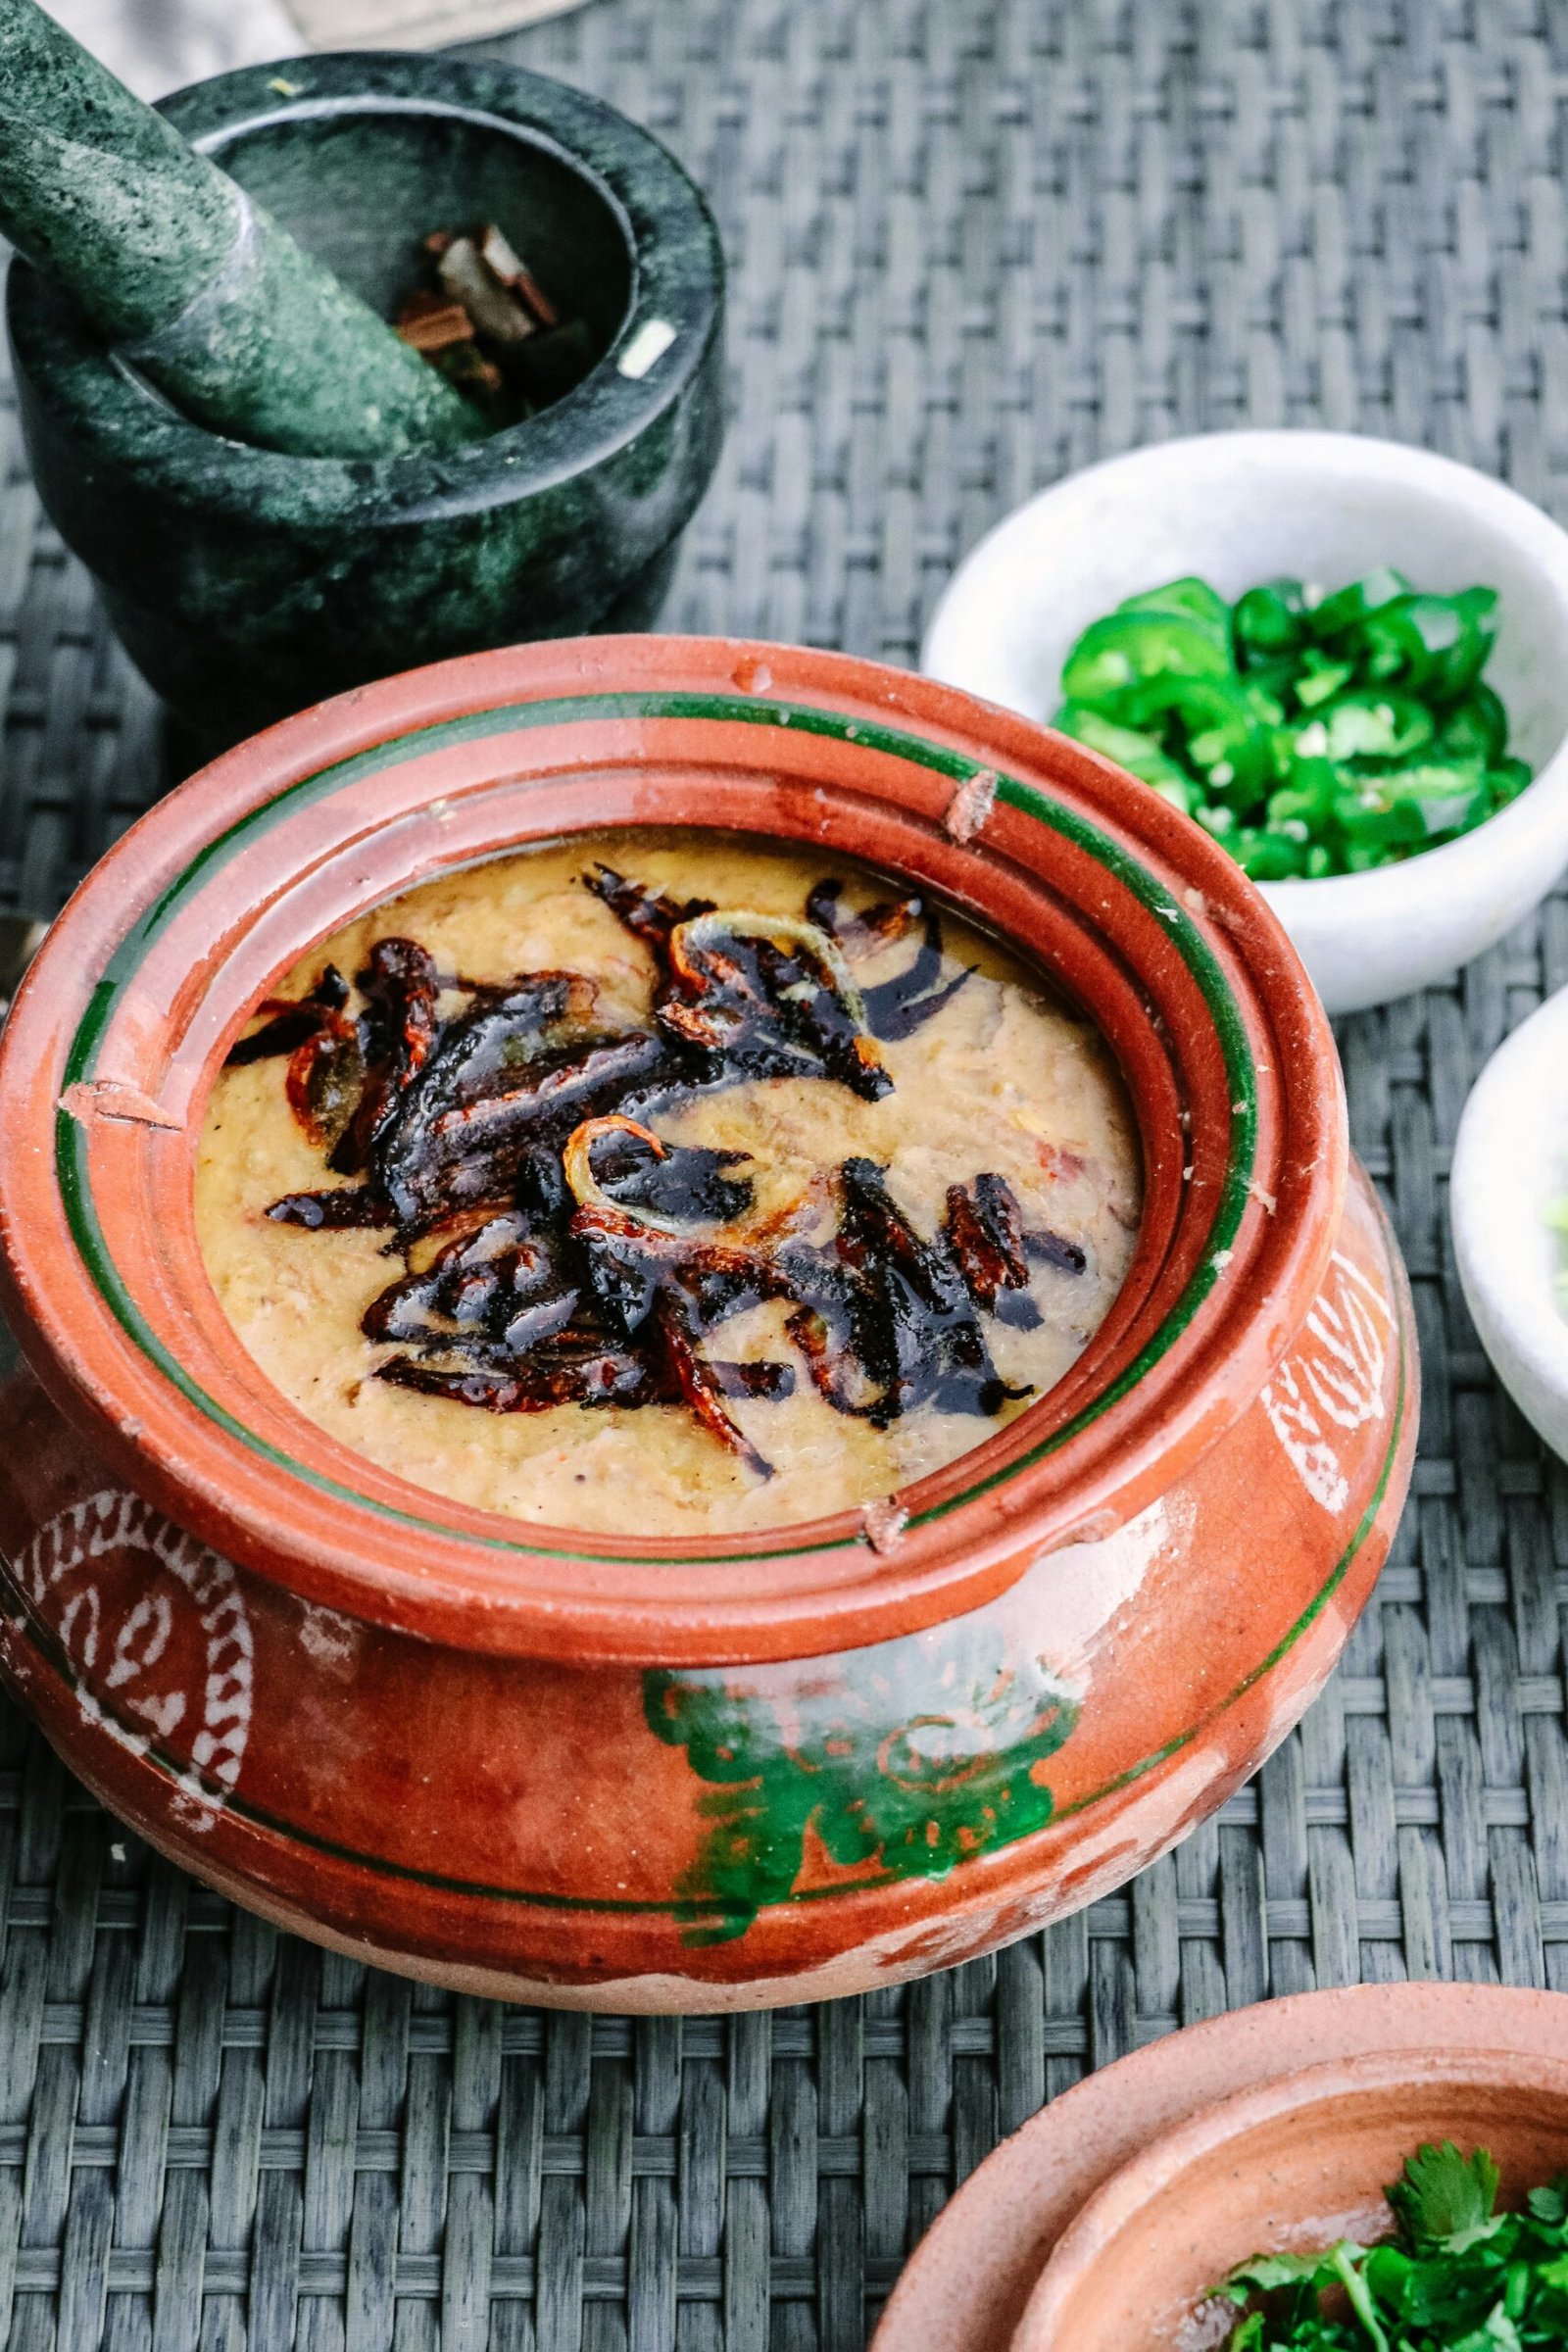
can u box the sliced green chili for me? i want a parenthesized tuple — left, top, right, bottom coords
(1053, 568, 1527, 879)
(1233, 577, 1309, 656)
(1060, 609, 1231, 704)
(1053, 703, 1195, 809)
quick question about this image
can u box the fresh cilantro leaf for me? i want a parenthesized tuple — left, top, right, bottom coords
(1527, 2179, 1568, 2230)
(1387, 2142, 1503, 2252)
(1361, 2243, 1413, 2312)
(1327, 2241, 1392, 2352)
(1219, 2148, 1568, 2351)
(1224, 2249, 1351, 2296)
(1448, 2309, 1523, 2352)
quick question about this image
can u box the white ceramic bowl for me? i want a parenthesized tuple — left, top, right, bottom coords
(922, 431, 1568, 1015)
(1451, 984, 1568, 1460)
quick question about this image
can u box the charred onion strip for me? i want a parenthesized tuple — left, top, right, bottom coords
(228, 966, 366, 1151)
(331, 937, 440, 1174)
(376, 1344, 662, 1412)
(562, 1114, 756, 1237)
(653, 1295, 774, 1480)
(663, 908, 891, 1101)
(946, 1173, 1048, 1331)
(560, 1129, 787, 1477)
(586, 863, 713, 946)
(943, 1169, 1086, 1324)
(945, 1173, 1030, 1302)
(1025, 1224, 1089, 1275)
(564, 1114, 679, 1230)
(830, 1157, 1031, 1425)
(783, 1298, 869, 1418)
(805, 878, 922, 956)
(285, 1015, 366, 1152)
(860, 905, 974, 1041)
(369, 973, 632, 1235)
(225, 965, 350, 1066)
(668, 910, 871, 1030)
(382, 1029, 677, 1238)
(361, 1212, 580, 1357)
(806, 882, 975, 1040)
(227, 1004, 329, 1065)
(267, 1186, 392, 1230)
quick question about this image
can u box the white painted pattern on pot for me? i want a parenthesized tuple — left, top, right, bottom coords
(8, 1490, 252, 1832)
(1261, 1252, 1394, 1516)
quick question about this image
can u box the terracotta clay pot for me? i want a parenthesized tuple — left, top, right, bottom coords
(1014, 2045, 1568, 2352)
(0, 638, 1416, 2009)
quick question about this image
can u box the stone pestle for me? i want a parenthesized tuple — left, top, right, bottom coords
(0, 0, 484, 458)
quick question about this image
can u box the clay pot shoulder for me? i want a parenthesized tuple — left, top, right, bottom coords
(0, 637, 1416, 2007)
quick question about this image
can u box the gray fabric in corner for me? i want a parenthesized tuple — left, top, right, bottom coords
(42, 0, 304, 96)
(44, 0, 589, 96)
(288, 0, 588, 50)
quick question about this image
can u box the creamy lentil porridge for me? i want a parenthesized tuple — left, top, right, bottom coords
(195, 830, 1141, 1536)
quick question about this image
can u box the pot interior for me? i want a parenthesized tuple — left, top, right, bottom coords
(192, 823, 1148, 1541)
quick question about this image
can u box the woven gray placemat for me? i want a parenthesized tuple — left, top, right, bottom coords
(3, 0, 1567, 2344)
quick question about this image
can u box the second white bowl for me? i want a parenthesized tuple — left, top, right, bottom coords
(921, 431, 1568, 1015)
(1451, 983, 1568, 1462)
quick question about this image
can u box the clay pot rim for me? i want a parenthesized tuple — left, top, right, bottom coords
(6, 51, 723, 520)
(1015, 2041, 1568, 2352)
(0, 636, 1346, 1664)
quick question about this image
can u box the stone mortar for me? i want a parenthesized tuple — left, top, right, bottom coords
(6, 52, 727, 744)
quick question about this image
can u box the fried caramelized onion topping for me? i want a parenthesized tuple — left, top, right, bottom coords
(227, 863, 1088, 1480)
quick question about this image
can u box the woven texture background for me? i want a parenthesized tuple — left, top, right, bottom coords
(2, 0, 1567, 2344)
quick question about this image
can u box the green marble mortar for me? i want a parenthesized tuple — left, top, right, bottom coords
(6, 53, 727, 743)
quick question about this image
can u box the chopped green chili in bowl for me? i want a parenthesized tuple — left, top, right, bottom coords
(1054, 571, 1531, 881)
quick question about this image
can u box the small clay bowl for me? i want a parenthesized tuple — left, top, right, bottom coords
(7, 54, 725, 745)
(1014, 2044, 1568, 2352)
(871, 1983, 1568, 2352)
(0, 638, 1417, 2007)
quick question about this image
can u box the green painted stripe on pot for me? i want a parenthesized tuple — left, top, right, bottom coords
(56, 688, 1258, 1568)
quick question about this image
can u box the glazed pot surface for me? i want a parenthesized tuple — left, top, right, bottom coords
(0, 1153, 1412, 2005)
(0, 637, 1415, 2003)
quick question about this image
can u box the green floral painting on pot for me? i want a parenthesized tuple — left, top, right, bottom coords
(645, 1628, 1080, 1944)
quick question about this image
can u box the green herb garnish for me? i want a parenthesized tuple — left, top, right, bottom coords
(1216, 2141, 1568, 2348)
(1547, 1193, 1568, 1317)
(1054, 573, 1530, 879)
